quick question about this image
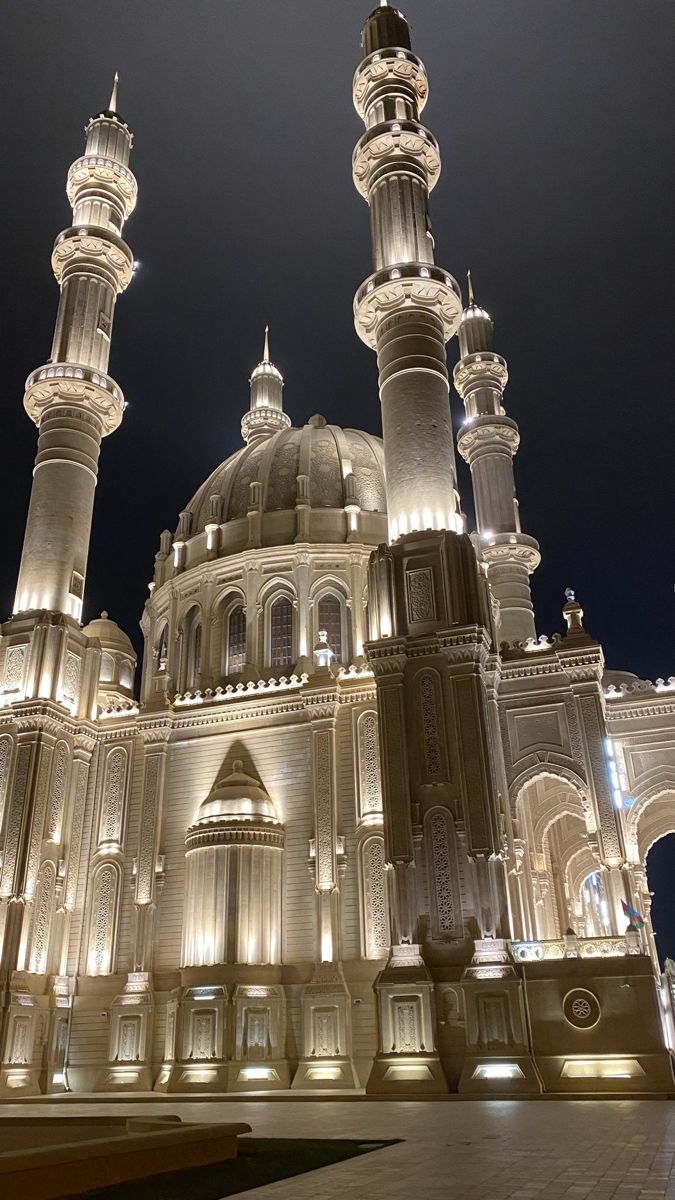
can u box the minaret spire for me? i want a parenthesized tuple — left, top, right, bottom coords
(109, 70, 119, 113)
(13, 93, 137, 622)
(241, 329, 290, 444)
(467, 269, 475, 306)
(353, 4, 462, 539)
(455, 292, 541, 644)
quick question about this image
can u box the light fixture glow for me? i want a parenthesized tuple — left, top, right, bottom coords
(238, 1066, 278, 1082)
(383, 1063, 433, 1081)
(472, 1063, 524, 1081)
(561, 1058, 644, 1080)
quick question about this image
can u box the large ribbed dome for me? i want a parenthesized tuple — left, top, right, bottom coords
(183, 414, 386, 538)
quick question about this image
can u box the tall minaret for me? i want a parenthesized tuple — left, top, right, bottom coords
(241, 327, 290, 444)
(454, 277, 540, 645)
(352, 4, 463, 540)
(14, 77, 137, 620)
(356, 8, 510, 1096)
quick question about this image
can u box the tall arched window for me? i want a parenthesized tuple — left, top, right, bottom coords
(183, 610, 201, 690)
(318, 594, 343, 665)
(227, 606, 247, 674)
(270, 597, 293, 670)
(156, 624, 168, 673)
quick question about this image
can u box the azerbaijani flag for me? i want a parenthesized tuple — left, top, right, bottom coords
(621, 898, 645, 928)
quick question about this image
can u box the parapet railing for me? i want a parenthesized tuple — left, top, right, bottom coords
(509, 934, 641, 962)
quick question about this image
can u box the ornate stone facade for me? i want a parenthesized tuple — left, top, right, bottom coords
(0, 6, 674, 1101)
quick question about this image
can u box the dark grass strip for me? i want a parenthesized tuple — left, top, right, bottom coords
(67, 1136, 399, 1199)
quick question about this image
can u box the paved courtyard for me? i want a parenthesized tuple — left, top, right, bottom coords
(3, 1097, 675, 1198)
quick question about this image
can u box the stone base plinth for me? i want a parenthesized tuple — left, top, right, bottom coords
(366, 1053, 447, 1094)
(291, 1057, 358, 1090)
(457, 1056, 541, 1095)
(94, 1064, 155, 1092)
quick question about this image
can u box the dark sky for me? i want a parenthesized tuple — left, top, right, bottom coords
(1, 0, 674, 682)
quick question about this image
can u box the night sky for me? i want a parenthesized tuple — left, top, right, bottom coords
(1, 4, 674, 935)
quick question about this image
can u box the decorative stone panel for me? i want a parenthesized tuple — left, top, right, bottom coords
(426, 808, 462, 938)
(406, 567, 436, 624)
(361, 834, 389, 957)
(357, 709, 382, 819)
(87, 862, 120, 975)
(27, 860, 57, 974)
(98, 747, 128, 847)
(46, 741, 69, 842)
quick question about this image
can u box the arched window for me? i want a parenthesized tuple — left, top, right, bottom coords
(318, 594, 343, 665)
(156, 624, 168, 673)
(270, 597, 293, 670)
(183, 610, 201, 690)
(100, 652, 115, 683)
(227, 606, 246, 675)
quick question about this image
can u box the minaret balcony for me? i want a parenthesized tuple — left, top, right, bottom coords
(241, 406, 291, 445)
(457, 414, 520, 464)
(354, 263, 461, 347)
(24, 363, 125, 434)
(353, 49, 428, 119)
(454, 351, 508, 396)
(67, 155, 137, 219)
(479, 532, 541, 574)
(352, 120, 440, 197)
(51, 226, 134, 291)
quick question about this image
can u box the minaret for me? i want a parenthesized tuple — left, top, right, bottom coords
(13, 77, 137, 620)
(355, 9, 508, 1097)
(454, 276, 540, 645)
(241, 327, 291, 444)
(352, 4, 463, 540)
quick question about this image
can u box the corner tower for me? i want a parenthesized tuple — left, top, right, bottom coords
(455, 278, 540, 645)
(352, 3, 463, 539)
(14, 77, 137, 622)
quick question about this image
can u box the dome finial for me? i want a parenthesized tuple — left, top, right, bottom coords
(467, 269, 475, 307)
(108, 71, 119, 114)
(243, 326, 290, 444)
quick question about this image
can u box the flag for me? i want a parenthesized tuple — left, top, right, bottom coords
(621, 898, 645, 928)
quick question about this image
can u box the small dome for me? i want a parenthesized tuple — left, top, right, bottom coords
(193, 760, 279, 826)
(83, 611, 135, 659)
(183, 419, 386, 539)
(460, 301, 492, 324)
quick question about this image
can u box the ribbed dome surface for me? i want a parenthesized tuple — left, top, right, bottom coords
(192, 761, 279, 826)
(183, 415, 386, 538)
(83, 611, 135, 658)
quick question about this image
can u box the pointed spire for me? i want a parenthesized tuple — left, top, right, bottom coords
(109, 71, 119, 113)
(242, 325, 289, 443)
(467, 269, 475, 307)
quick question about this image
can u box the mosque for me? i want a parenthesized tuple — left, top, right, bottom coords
(1, 4, 675, 1097)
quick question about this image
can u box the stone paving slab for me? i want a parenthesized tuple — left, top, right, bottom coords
(2, 1098, 675, 1198)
